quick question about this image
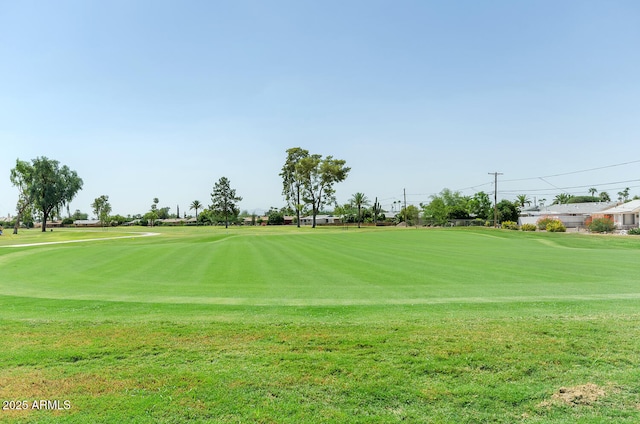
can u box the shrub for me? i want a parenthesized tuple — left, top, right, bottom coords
(536, 216, 557, 230)
(546, 220, 566, 232)
(521, 223, 537, 231)
(588, 217, 615, 233)
(501, 221, 519, 230)
(628, 227, 640, 235)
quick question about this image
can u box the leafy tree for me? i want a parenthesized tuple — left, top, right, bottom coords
(190, 200, 202, 225)
(72, 209, 89, 220)
(400, 205, 420, 226)
(421, 188, 469, 226)
(91, 195, 112, 228)
(334, 203, 357, 223)
(599, 191, 611, 202)
(210, 177, 243, 228)
(468, 191, 492, 220)
(157, 207, 170, 220)
(9, 159, 34, 234)
(298, 154, 350, 228)
(111, 214, 127, 226)
(496, 199, 519, 223)
(280, 147, 309, 228)
(421, 196, 447, 226)
(350, 192, 370, 228)
(267, 207, 285, 225)
(25, 157, 83, 232)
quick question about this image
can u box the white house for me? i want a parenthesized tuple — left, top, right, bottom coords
(518, 202, 617, 228)
(595, 200, 640, 230)
(300, 215, 342, 226)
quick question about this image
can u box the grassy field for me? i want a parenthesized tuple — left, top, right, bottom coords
(1, 226, 639, 423)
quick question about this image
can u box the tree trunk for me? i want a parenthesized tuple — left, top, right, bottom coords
(296, 185, 301, 228)
(13, 211, 21, 235)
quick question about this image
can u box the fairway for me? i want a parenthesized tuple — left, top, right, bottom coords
(2, 227, 640, 305)
(1, 226, 640, 423)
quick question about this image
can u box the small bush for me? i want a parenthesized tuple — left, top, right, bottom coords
(536, 217, 556, 230)
(628, 227, 640, 235)
(546, 220, 566, 232)
(501, 221, 519, 230)
(521, 223, 537, 231)
(588, 217, 615, 233)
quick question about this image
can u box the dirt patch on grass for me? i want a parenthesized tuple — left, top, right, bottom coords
(540, 383, 606, 407)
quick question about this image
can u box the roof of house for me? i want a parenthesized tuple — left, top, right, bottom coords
(74, 219, 101, 225)
(301, 215, 339, 220)
(534, 202, 618, 216)
(599, 199, 640, 214)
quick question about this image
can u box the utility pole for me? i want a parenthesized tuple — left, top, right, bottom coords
(488, 172, 503, 227)
(403, 188, 407, 224)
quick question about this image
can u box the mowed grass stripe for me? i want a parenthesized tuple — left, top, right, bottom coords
(1, 227, 640, 305)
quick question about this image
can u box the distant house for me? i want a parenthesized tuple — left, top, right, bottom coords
(594, 200, 640, 230)
(300, 215, 342, 226)
(158, 218, 197, 226)
(243, 216, 268, 226)
(74, 220, 101, 227)
(518, 202, 617, 228)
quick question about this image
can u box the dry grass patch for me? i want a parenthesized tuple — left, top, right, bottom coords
(539, 383, 607, 407)
(0, 370, 135, 398)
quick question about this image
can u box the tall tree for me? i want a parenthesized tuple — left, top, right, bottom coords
(26, 157, 83, 232)
(350, 192, 370, 228)
(298, 154, 350, 228)
(91, 195, 112, 228)
(211, 177, 243, 229)
(599, 191, 611, 202)
(280, 147, 310, 228)
(588, 187, 598, 197)
(190, 200, 202, 225)
(9, 159, 35, 235)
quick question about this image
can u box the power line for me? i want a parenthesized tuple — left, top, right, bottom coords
(502, 159, 640, 183)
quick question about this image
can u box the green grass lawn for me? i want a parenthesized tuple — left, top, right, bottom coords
(1, 226, 639, 423)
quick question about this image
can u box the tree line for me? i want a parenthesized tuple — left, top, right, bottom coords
(8, 153, 634, 232)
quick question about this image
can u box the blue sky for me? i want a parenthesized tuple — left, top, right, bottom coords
(1, 0, 639, 217)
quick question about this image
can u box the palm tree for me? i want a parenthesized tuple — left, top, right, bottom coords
(350, 192, 370, 228)
(190, 200, 202, 225)
(554, 193, 571, 205)
(599, 191, 611, 202)
(515, 194, 531, 209)
(588, 187, 598, 197)
(618, 187, 630, 202)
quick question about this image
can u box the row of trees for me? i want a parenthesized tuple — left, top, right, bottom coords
(10, 154, 634, 232)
